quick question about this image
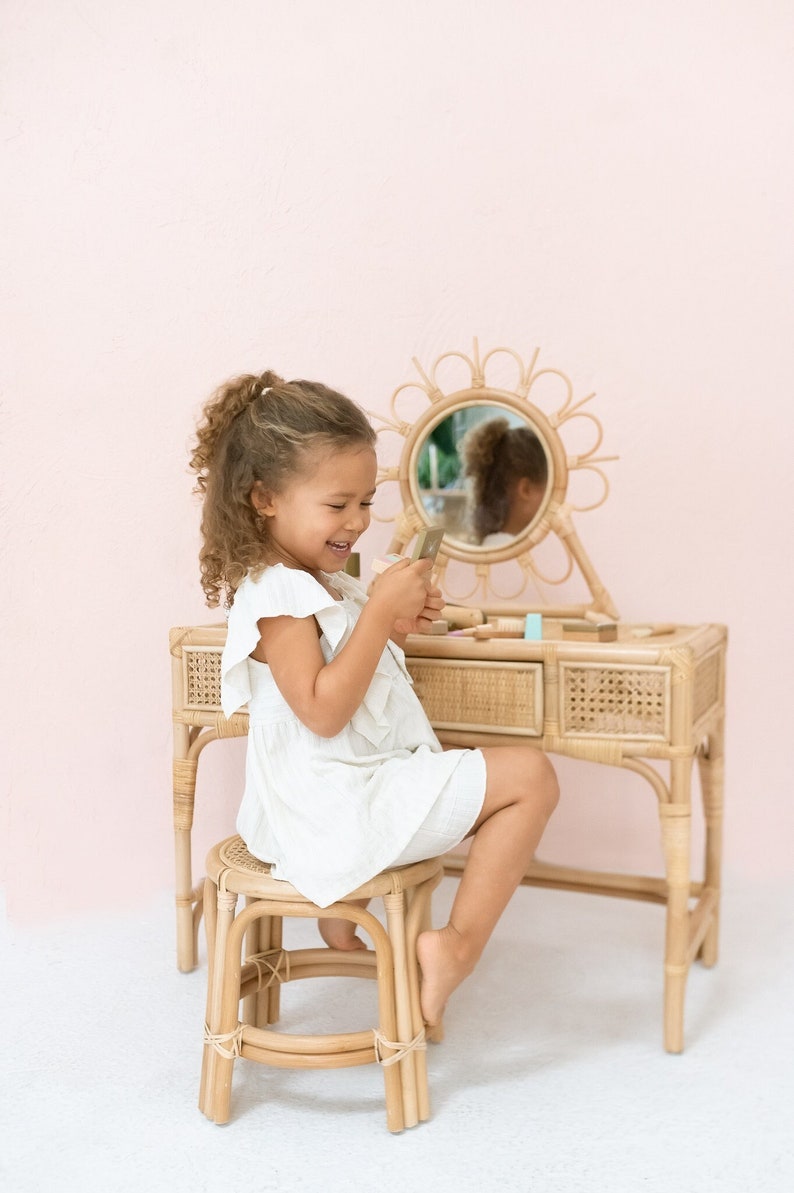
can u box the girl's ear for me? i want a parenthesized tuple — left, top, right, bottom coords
(250, 481, 276, 516)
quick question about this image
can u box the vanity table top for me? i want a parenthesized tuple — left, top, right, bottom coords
(404, 621, 727, 663)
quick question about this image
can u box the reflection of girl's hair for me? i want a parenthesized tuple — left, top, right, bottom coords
(460, 417, 548, 543)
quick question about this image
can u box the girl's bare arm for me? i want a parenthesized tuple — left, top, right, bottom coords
(257, 560, 431, 737)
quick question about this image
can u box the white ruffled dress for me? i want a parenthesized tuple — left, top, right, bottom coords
(221, 564, 485, 907)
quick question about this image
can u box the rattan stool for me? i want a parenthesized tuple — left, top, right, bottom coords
(199, 836, 444, 1133)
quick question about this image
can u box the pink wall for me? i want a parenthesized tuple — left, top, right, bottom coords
(2, 1, 792, 924)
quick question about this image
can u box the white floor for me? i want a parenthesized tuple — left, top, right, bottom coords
(2, 874, 792, 1193)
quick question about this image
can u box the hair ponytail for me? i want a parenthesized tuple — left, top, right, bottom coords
(189, 370, 284, 494)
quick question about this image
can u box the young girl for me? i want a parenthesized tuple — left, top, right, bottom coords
(190, 370, 559, 1026)
(460, 416, 549, 546)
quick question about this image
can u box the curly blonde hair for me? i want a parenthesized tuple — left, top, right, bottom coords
(189, 369, 376, 606)
(460, 416, 548, 543)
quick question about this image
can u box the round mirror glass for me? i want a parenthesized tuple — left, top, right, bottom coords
(415, 404, 553, 549)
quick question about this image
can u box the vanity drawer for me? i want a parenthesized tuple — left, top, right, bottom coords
(406, 657, 544, 737)
(558, 660, 671, 741)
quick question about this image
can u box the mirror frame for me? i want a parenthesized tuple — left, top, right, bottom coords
(372, 341, 619, 618)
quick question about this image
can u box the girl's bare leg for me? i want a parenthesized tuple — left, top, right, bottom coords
(417, 746, 559, 1025)
(319, 898, 369, 951)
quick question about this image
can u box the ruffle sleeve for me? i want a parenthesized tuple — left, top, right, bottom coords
(221, 565, 348, 717)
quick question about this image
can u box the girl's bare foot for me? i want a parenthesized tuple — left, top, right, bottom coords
(416, 923, 476, 1026)
(318, 917, 367, 951)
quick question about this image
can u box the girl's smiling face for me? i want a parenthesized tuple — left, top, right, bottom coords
(253, 443, 378, 575)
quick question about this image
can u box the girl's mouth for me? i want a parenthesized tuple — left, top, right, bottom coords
(327, 541, 352, 556)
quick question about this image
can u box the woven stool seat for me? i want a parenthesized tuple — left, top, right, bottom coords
(200, 835, 444, 1133)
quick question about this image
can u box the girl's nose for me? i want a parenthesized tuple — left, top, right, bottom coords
(346, 508, 369, 532)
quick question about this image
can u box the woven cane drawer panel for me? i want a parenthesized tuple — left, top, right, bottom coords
(406, 658, 543, 736)
(182, 646, 223, 710)
(693, 648, 722, 725)
(559, 661, 670, 740)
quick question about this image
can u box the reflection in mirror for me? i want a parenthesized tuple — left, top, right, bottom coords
(379, 340, 617, 614)
(416, 406, 550, 547)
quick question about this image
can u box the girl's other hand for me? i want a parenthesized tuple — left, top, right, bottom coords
(392, 578, 444, 636)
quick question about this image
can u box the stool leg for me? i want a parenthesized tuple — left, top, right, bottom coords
(265, 915, 283, 1025)
(383, 891, 420, 1128)
(191, 882, 204, 969)
(198, 876, 217, 1117)
(202, 885, 239, 1123)
(241, 909, 283, 1027)
(203, 875, 219, 975)
(242, 897, 264, 1026)
(343, 902, 405, 1133)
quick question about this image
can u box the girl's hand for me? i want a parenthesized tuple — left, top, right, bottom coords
(369, 557, 434, 628)
(393, 582, 445, 635)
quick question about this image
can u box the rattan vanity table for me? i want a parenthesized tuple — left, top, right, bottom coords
(170, 342, 726, 1054)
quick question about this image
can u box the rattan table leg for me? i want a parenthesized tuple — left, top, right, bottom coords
(173, 748, 199, 973)
(175, 843, 198, 971)
(660, 759, 693, 1054)
(697, 725, 725, 967)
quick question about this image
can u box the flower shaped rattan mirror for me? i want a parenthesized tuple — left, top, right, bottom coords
(372, 339, 619, 617)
